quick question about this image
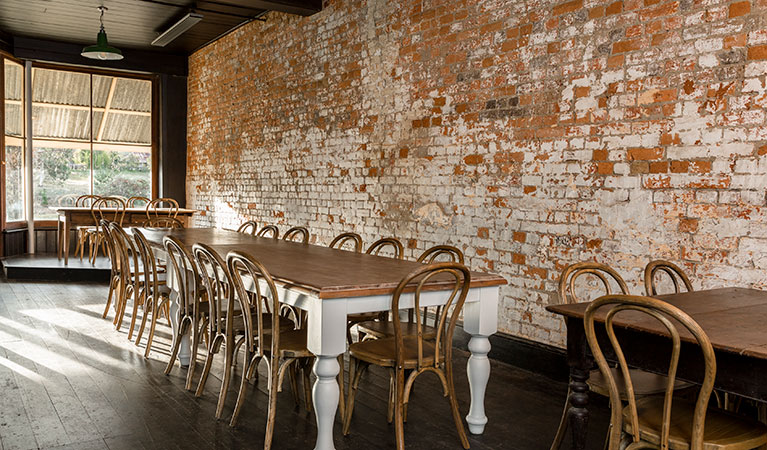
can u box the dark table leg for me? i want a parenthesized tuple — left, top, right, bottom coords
(565, 318, 591, 450)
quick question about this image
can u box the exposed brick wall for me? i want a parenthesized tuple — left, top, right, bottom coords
(187, 0, 767, 347)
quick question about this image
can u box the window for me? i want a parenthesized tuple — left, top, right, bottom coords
(1, 63, 154, 222)
(4, 59, 24, 222)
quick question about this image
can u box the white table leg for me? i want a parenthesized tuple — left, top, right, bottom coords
(466, 334, 491, 434)
(462, 286, 499, 436)
(313, 355, 341, 450)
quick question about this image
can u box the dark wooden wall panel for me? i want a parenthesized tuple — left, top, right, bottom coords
(160, 74, 188, 207)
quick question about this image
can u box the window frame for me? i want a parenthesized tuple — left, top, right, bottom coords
(1, 58, 159, 230)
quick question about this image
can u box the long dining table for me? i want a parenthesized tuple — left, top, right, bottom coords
(547, 287, 767, 450)
(136, 227, 507, 450)
(57, 206, 197, 264)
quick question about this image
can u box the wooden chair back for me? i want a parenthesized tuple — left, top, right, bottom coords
(256, 225, 279, 238)
(283, 226, 309, 244)
(146, 197, 179, 219)
(163, 235, 200, 318)
(76, 194, 100, 207)
(133, 228, 162, 300)
(584, 295, 716, 450)
(56, 193, 79, 207)
(143, 216, 184, 228)
(366, 237, 404, 259)
(644, 260, 693, 296)
(99, 219, 116, 263)
(227, 251, 283, 358)
(328, 232, 363, 252)
(127, 196, 150, 208)
(558, 262, 629, 304)
(107, 222, 138, 286)
(193, 243, 235, 340)
(92, 197, 126, 238)
(417, 245, 464, 264)
(391, 262, 471, 371)
(237, 220, 258, 235)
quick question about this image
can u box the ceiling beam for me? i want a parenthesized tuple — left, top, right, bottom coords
(214, 0, 322, 16)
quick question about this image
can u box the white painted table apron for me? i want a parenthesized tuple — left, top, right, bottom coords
(164, 257, 499, 450)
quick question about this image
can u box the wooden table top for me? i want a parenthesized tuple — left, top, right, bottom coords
(58, 207, 198, 214)
(136, 227, 507, 299)
(547, 287, 767, 360)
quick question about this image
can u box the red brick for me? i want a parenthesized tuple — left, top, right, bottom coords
(628, 147, 664, 160)
(748, 45, 767, 60)
(729, 1, 751, 17)
(606, 0, 623, 15)
(553, 0, 583, 15)
(679, 218, 699, 233)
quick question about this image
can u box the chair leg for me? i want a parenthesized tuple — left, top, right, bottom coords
(128, 288, 144, 341)
(388, 369, 395, 424)
(114, 285, 131, 331)
(288, 361, 301, 407)
(342, 358, 368, 435)
(196, 343, 217, 397)
(102, 277, 117, 319)
(336, 354, 345, 418)
(550, 386, 571, 450)
(215, 342, 234, 419)
(135, 294, 151, 347)
(185, 319, 204, 391)
(164, 319, 186, 373)
(445, 360, 470, 449)
(230, 351, 253, 427)
(264, 357, 281, 450)
(145, 298, 166, 359)
(394, 368, 406, 450)
(302, 358, 314, 413)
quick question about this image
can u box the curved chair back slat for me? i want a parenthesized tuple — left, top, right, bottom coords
(328, 232, 363, 252)
(143, 216, 184, 229)
(163, 236, 200, 318)
(237, 220, 258, 235)
(417, 245, 464, 264)
(644, 260, 694, 296)
(558, 262, 629, 304)
(193, 243, 235, 340)
(127, 196, 150, 208)
(133, 229, 162, 301)
(146, 197, 179, 219)
(227, 251, 282, 358)
(256, 225, 279, 239)
(584, 295, 716, 450)
(366, 237, 404, 259)
(282, 226, 309, 244)
(391, 262, 471, 371)
(76, 194, 101, 207)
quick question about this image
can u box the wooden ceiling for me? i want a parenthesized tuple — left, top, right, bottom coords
(0, 0, 321, 55)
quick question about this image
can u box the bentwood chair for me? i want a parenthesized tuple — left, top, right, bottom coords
(162, 236, 210, 390)
(644, 260, 693, 296)
(132, 229, 172, 354)
(356, 244, 465, 341)
(143, 216, 184, 228)
(88, 197, 126, 263)
(74, 194, 101, 261)
(127, 196, 150, 208)
(329, 232, 363, 252)
(146, 197, 179, 219)
(257, 225, 280, 238)
(226, 251, 316, 443)
(585, 295, 767, 450)
(344, 237, 406, 344)
(106, 222, 139, 332)
(343, 262, 472, 450)
(282, 226, 309, 243)
(237, 220, 258, 235)
(550, 262, 691, 450)
(100, 220, 122, 322)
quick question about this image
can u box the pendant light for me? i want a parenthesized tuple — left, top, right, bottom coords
(81, 6, 123, 61)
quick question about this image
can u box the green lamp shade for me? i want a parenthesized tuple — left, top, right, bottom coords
(81, 29, 123, 61)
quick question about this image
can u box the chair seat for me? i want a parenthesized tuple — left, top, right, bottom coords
(349, 336, 436, 369)
(260, 329, 313, 358)
(229, 313, 295, 334)
(348, 312, 383, 324)
(624, 396, 767, 449)
(588, 367, 693, 399)
(356, 319, 438, 340)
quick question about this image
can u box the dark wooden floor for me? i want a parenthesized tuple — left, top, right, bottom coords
(0, 276, 609, 450)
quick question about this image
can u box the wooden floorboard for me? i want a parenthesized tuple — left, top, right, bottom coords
(0, 275, 610, 449)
